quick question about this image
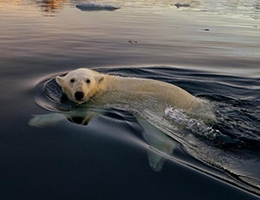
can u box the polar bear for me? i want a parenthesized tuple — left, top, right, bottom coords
(30, 68, 213, 171)
(55, 68, 202, 110)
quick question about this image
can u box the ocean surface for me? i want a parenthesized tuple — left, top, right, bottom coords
(0, 0, 260, 199)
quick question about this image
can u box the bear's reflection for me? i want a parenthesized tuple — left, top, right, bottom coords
(67, 116, 89, 125)
(29, 108, 177, 172)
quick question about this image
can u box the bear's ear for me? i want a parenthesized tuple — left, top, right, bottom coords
(55, 76, 65, 87)
(94, 75, 105, 84)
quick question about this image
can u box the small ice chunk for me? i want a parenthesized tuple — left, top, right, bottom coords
(174, 3, 190, 8)
(76, 2, 120, 11)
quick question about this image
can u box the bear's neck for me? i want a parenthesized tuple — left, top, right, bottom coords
(101, 75, 154, 92)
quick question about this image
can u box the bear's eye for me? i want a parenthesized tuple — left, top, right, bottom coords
(70, 78, 75, 83)
(86, 79, 91, 84)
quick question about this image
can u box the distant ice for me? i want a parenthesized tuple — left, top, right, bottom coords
(174, 3, 190, 9)
(76, 2, 120, 11)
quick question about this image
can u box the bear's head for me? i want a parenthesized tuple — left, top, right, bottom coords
(55, 68, 104, 104)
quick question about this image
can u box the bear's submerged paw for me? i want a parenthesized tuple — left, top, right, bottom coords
(29, 113, 65, 128)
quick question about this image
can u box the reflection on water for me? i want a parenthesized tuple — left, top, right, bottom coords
(0, 0, 70, 15)
(35, 0, 68, 14)
(0, 0, 259, 19)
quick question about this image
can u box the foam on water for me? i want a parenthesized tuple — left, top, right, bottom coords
(164, 107, 215, 137)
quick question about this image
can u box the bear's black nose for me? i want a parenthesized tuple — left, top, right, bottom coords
(75, 91, 84, 100)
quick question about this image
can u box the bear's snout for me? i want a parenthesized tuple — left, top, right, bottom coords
(74, 91, 85, 101)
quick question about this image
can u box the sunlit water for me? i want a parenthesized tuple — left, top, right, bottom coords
(0, 0, 260, 199)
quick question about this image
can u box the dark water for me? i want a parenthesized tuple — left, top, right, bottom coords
(0, 0, 260, 199)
